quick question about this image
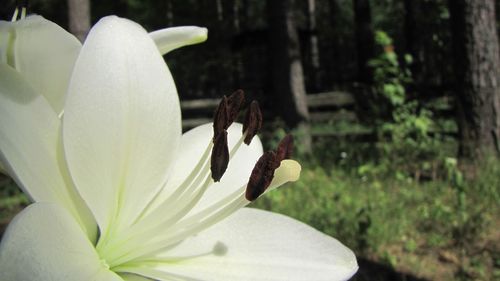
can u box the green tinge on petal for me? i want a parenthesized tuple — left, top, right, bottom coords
(0, 203, 122, 281)
(150, 26, 207, 55)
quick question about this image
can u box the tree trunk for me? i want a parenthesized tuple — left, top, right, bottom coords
(353, 0, 374, 83)
(403, 0, 420, 80)
(230, 0, 244, 87)
(67, 0, 91, 42)
(267, 0, 311, 152)
(216, 0, 224, 21)
(305, 0, 321, 91)
(449, 0, 500, 161)
(166, 0, 174, 26)
(327, 0, 343, 83)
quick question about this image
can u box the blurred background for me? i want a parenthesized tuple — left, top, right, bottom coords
(1, 0, 500, 280)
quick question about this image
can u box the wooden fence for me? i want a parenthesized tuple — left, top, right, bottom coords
(180, 91, 358, 129)
(180, 91, 456, 139)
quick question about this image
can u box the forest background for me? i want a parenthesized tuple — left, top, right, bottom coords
(1, 0, 499, 280)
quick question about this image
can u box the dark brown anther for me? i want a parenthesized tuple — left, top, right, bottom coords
(213, 96, 229, 141)
(245, 151, 280, 201)
(211, 130, 229, 182)
(226, 89, 245, 125)
(276, 134, 294, 161)
(242, 100, 263, 145)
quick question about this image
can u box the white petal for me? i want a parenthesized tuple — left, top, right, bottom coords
(7, 15, 81, 114)
(0, 63, 97, 241)
(63, 16, 181, 236)
(151, 122, 263, 214)
(120, 208, 358, 281)
(0, 203, 122, 281)
(150, 26, 207, 55)
(121, 273, 153, 281)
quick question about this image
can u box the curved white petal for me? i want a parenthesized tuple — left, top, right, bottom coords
(0, 203, 122, 281)
(120, 208, 358, 281)
(0, 63, 96, 241)
(4, 15, 81, 114)
(63, 16, 182, 237)
(150, 122, 263, 215)
(150, 26, 207, 55)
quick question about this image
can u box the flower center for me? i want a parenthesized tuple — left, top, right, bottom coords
(95, 90, 292, 272)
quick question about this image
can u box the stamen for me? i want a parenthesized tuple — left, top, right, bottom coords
(212, 90, 245, 141)
(242, 100, 262, 145)
(245, 151, 280, 201)
(104, 131, 248, 265)
(132, 140, 214, 225)
(226, 89, 245, 123)
(210, 130, 229, 182)
(212, 96, 228, 140)
(120, 193, 249, 264)
(11, 8, 19, 22)
(276, 134, 294, 161)
(20, 6, 26, 19)
(113, 241, 226, 271)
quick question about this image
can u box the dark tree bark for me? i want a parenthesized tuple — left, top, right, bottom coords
(267, 0, 311, 152)
(353, 0, 375, 83)
(215, 0, 223, 21)
(352, 0, 376, 123)
(305, 0, 321, 91)
(403, 0, 420, 78)
(67, 0, 90, 42)
(166, 0, 174, 26)
(229, 0, 244, 87)
(449, 0, 500, 160)
(327, 0, 343, 83)
(403, 0, 416, 57)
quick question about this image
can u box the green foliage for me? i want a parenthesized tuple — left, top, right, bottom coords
(367, 30, 449, 179)
(0, 176, 27, 222)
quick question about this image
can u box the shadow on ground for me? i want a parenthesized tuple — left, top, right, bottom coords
(352, 257, 431, 281)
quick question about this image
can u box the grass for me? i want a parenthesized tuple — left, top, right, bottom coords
(0, 175, 28, 235)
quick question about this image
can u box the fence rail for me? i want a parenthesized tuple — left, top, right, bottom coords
(180, 91, 456, 138)
(180, 91, 358, 129)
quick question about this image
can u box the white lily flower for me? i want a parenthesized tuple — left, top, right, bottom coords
(0, 14, 358, 281)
